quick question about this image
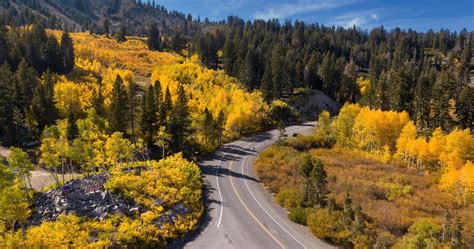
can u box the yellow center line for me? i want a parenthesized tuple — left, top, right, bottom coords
(228, 142, 286, 249)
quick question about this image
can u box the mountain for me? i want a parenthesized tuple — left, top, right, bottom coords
(0, 0, 209, 35)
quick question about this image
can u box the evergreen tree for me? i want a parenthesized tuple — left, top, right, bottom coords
(147, 22, 161, 51)
(107, 75, 129, 133)
(31, 69, 57, 130)
(169, 84, 191, 153)
(140, 85, 157, 144)
(310, 159, 329, 206)
(343, 191, 354, 228)
(456, 86, 473, 130)
(162, 86, 172, 125)
(127, 79, 137, 136)
(116, 24, 127, 43)
(91, 85, 105, 117)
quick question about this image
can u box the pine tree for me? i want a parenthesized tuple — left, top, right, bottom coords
(343, 191, 354, 228)
(0, 63, 15, 144)
(162, 86, 172, 125)
(116, 24, 127, 43)
(271, 44, 285, 99)
(107, 75, 128, 133)
(300, 153, 314, 207)
(456, 86, 473, 130)
(310, 159, 329, 206)
(140, 85, 157, 144)
(147, 22, 161, 51)
(169, 84, 191, 153)
(31, 70, 57, 130)
(127, 79, 137, 136)
(91, 85, 105, 117)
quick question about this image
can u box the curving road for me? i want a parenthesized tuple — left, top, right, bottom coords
(171, 123, 333, 249)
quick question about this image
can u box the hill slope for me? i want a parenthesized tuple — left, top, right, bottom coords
(1, 0, 207, 35)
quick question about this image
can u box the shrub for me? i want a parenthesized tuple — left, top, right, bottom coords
(275, 188, 302, 210)
(288, 207, 307, 225)
(385, 183, 413, 201)
(307, 209, 343, 240)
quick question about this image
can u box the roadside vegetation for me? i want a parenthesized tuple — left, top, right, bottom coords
(255, 106, 473, 248)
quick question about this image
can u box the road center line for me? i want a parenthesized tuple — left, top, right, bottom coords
(240, 126, 311, 249)
(228, 141, 286, 249)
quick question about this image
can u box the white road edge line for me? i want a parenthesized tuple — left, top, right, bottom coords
(240, 126, 311, 249)
(216, 142, 245, 228)
(216, 152, 224, 228)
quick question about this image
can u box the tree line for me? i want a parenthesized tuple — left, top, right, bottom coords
(0, 24, 74, 145)
(190, 17, 473, 131)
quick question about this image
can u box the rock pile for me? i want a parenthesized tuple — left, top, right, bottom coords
(29, 174, 144, 226)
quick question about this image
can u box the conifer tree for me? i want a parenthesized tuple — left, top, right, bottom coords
(60, 31, 74, 74)
(140, 85, 157, 144)
(107, 75, 128, 133)
(169, 84, 190, 153)
(147, 22, 161, 51)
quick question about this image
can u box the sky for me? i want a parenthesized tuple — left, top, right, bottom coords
(157, 0, 474, 31)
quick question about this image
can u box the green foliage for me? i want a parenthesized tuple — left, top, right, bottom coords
(383, 182, 413, 201)
(395, 219, 441, 249)
(288, 207, 307, 226)
(275, 188, 301, 210)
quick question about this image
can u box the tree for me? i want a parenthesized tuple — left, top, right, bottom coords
(147, 22, 161, 51)
(140, 85, 157, 144)
(451, 216, 463, 249)
(314, 111, 335, 147)
(441, 211, 452, 243)
(107, 75, 129, 133)
(169, 84, 191, 153)
(7, 147, 35, 200)
(116, 24, 127, 43)
(101, 16, 110, 35)
(154, 126, 171, 159)
(60, 31, 75, 73)
(0, 184, 31, 231)
(105, 132, 134, 167)
(127, 79, 137, 136)
(310, 159, 329, 207)
(0, 161, 14, 189)
(300, 153, 314, 207)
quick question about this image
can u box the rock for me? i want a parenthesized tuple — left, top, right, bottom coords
(29, 174, 143, 226)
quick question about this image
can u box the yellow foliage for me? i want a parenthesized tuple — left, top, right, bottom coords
(54, 76, 93, 116)
(356, 77, 371, 95)
(151, 59, 269, 141)
(353, 106, 410, 152)
(48, 30, 182, 77)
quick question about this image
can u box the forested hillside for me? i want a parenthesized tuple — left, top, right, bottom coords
(0, 0, 209, 36)
(193, 18, 473, 131)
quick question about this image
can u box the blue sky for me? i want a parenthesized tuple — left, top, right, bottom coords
(157, 0, 474, 31)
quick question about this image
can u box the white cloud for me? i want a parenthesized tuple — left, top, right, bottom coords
(254, 0, 357, 20)
(332, 9, 382, 28)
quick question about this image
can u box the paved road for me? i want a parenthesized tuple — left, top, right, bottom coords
(173, 123, 333, 249)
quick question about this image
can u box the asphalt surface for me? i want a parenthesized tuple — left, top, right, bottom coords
(173, 123, 333, 249)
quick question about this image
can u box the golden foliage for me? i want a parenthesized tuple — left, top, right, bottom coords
(151, 57, 269, 141)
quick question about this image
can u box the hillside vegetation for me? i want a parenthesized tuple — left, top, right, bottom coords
(255, 106, 473, 248)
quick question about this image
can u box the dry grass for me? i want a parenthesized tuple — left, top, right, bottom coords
(310, 148, 473, 246)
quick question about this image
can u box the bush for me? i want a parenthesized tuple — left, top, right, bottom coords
(275, 188, 302, 210)
(307, 208, 341, 240)
(385, 183, 413, 201)
(288, 207, 307, 225)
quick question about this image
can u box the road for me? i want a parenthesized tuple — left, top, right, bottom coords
(172, 123, 333, 249)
